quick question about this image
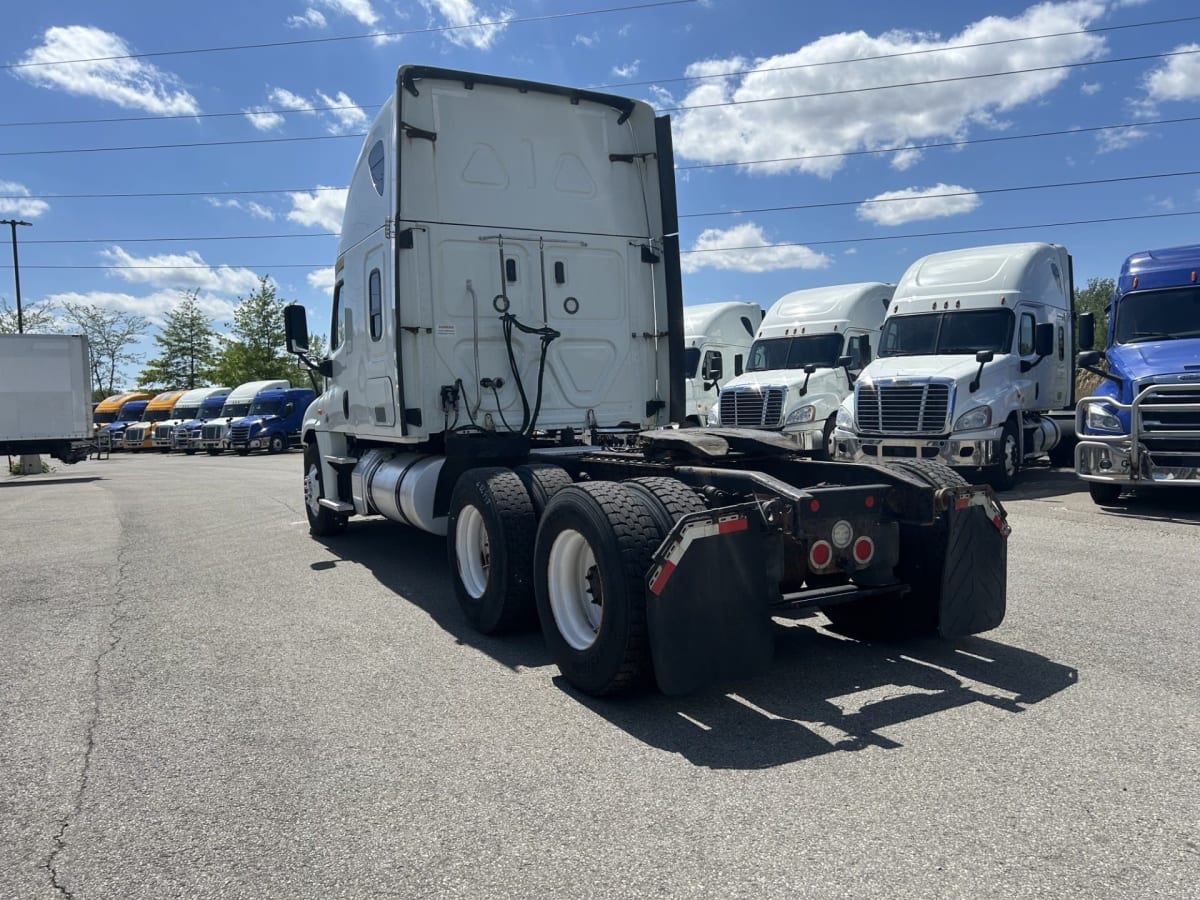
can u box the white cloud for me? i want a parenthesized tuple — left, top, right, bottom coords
(288, 8, 328, 28)
(100, 246, 266, 297)
(287, 188, 348, 232)
(612, 60, 640, 79)
(1080, 81, 1101, 95)
(206, 197, 276, 220)
(669, 2, 1108, 176)
(573, 33, 598, 48)
(43, 288, 238, 328)
(0, 181, 50, 219)
(316, 90, 368, 134)
(308, 267, 337, 290)
(317, 0, 379, 27)
(680, 223, 831, 273)
(14, 26, 200, 116)
(1142, 43, 1200, 104)
(422, 0, 512, 50)
(244, 107, 286, 131)
(1097, 125, 1148, 153)
(270, 87, 315, 112)
(856, 184, 981, 226)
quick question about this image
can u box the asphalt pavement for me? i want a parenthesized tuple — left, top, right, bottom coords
(1, 451, 1196, 899)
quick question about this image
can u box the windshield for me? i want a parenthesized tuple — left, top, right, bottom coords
(198, 403, 224, 418)
(117, 408, 143, 422)
(143, 408, 173, 422)
(249, 400, 282, 416)
(173, 405, 200, 420)
(1114, 285, 1200, 343)
(93, 411, 117, 424)
(879, 309, 1014, 357)
(683, 348, 701, 378)
(746, 334, 844, 372)
(221, 402, 251, 417)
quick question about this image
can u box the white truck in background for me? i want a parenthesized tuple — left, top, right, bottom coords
(681, 301, 763, 425)
(0, 334, 93, 465)
(711, 283, 891, 458)
(283, 65, 1012, 699)
(833, 242, 1073, 488)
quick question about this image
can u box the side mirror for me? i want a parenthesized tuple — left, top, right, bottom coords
(1077, 350, 1103, 368)
(1078, 311, 1095, 351)
(836, 355, 852, 369)
(858, 335, 872, 366)
(1034, 322, 1054, 358)
(702, 354, 723, 382)
(284, 304, 309, 354)
(975, 350, 995, 364)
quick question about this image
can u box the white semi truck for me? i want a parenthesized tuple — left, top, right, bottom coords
(0, 334, 93, 464)
(711, 283, 891, 458)
(285, 65, 1012, 697)
(681, 301, 763, 425)
(833, 243, 1074, 489)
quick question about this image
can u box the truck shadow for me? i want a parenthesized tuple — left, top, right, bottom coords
(315, 518, 1077, 769)
(1093, 488, 1200, 525)
(312, 518, 554, 671)
(567, 621, 1078, 770)
(0, 475, 105, 489)
(991, 466, 1087, 501)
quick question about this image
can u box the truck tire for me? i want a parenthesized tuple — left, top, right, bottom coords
(534, 482, 662, 696)
(989, 419, 1021, 491)
(621, 476, 705, 535)
(235, 447, 250, 456)
(1088, 482, 1123, 505)
(514, 463, 574, 517)
(303, 443, 348, 537)
(814, 414, 837, 461)
(206, 448, 222, 456)
(184, 449, 196, 456)
(822, 459, 1006, 640)
(268, 433, 287, 454)
(447, 467, 538, 634)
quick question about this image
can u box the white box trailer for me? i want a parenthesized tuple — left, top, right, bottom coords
(284, 66, 1012, 698)
(0, 334, 93, 464)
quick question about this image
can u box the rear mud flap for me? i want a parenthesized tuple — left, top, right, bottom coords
(646, 509, 779, 695)
(938, 504, 1007, 638)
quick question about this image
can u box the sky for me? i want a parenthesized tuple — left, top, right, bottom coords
(2, 0, 1199, 386)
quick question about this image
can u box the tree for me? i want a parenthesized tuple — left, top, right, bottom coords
(212, 276, 294, 386)
(291, 332, 328, 388)
(59, 301, 149, 395)
(1074, 276, 1115, 351)
(0, 298, 57, 334)
(137, 290, 220, 389)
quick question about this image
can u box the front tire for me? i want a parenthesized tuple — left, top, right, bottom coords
(990, 420, 1021, 491)
(534, 482, 662, 696)
(268, 433, 287, 454)
(813, 414, 837, 461)
(303, 443, 347, 536)
(446, 468, 537, 634)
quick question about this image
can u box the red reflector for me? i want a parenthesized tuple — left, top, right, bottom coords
(718, 516, 748, 535)
(809, 499, 820, 513)
(809, 540, 832, 569)
(954, 496, 970, 509)
(864, 495, 875, 508)
(852, 536, 875, 565)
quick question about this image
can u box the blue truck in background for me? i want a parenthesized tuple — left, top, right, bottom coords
(172, 393, 232, 454)
(1075, 243, 1200, 505)
(97, 399, 149, 451)
(228, 387, 315, 455)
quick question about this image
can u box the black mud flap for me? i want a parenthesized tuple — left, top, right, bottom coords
(937, 503, 1008, 638)
(645, 506, 780, 695)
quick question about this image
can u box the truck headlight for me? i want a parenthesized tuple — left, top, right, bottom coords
(954, 405, 992, 431)
(1085, 403, 1124, 434)
(708, 403, 721, 425)
(836, 406, 855, 430)
(785, 405, 817, 426)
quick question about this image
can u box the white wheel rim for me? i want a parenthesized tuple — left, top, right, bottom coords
(1004, 434, 1017, 476)
(547, 529, 602, 651)
(455, 505, 490, 600)
(304, 463, 322, 516)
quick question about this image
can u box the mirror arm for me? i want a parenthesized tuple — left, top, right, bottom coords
(1082, 364, 1122, 387)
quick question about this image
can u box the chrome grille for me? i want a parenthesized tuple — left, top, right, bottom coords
(1137, 382, 1200, 466)
(719, 387, 786, 427)
(153, 424, 175, 442)
(857, 382, 951, 434)
(123, 426, 145, 444)
(230, 423, 251, 443)
(201, 423, 224, 442)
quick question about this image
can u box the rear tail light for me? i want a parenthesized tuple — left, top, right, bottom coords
(809, 540, 833, 570)
(852, 536, 875, 565)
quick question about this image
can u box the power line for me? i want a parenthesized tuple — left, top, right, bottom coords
(3, 14, 1195, 130)
(5, 115, 1198, 200)
(677, 115, 1200, 171)
(1, 0, 697, 70)
(4, 48, 1194, 159)
(678, 209, 1200, 253)
(680, 169, 1200, 219)
(658, 48, 1200, 113)
(7, 210, 1200, 269)
(25, 233, 338, 245)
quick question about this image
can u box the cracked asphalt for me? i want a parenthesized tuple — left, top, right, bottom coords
(1, 453, 1197, 899)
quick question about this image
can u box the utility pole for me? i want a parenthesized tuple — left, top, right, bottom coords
(1, 219, 32, 333)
